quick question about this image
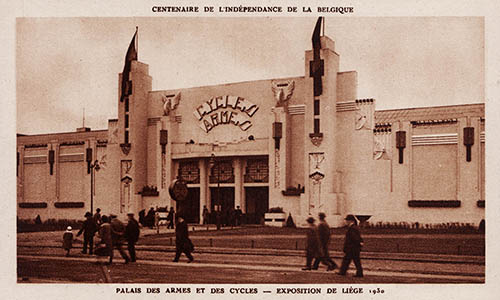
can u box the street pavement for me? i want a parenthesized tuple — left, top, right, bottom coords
(17, 226, 485, 283)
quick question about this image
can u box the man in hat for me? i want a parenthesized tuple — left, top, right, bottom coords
(97, 215, 113, 264)
(93, 208, 102, 226)
(338, 214, 364, 277)
(312, 212, 337, 271)
(109, 214, 130, 264)
(302, 217, 323, 270)
(173, 215, 194, 263)
(77, 212, 98, 254)
(125, 212, 140, 262)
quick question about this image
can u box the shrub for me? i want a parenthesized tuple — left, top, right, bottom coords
(268, 207, 284, 213)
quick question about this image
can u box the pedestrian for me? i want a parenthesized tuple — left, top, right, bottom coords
(109, 214, 130, 264)
(172, 215, 194, 263)
(138, 209, 146, 227)
(97, 215, 113, 264)
(338, 214, 364, 277)
(312, 212, 337, 271)
(302, 217, 323, 270)
(154, 209, 160, 233)
(235, 205, 243, 226)
(62, 226, 74, 257)
(146, 207, 155, 228)
(76, 212, 98, 254)
(167, 207, 175, 229)
(93, 208, 102, 226)
(125, 212, 140, 263)
(202, 205, 209, 225)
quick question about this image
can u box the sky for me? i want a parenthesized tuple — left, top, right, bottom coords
(16, 17, 484, 135)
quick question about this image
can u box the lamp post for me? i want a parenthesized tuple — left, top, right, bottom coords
(209, 153, 221, 230)
(90, 160, 100, 215)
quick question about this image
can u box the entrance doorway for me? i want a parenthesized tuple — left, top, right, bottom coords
(210, 187, 234, 212)
(245, 187, 269, 224)
(210, 187, 234, 225)
(176, 188, 200, 224)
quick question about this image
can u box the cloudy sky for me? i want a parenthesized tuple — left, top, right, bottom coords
(16, 17, 484, 134)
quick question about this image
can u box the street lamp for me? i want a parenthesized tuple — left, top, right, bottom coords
(90, 160, 100, 215)
(209, 153, 221, 230)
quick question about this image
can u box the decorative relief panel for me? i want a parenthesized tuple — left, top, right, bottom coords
(355, 99, 374, 130)
(271, 80, 295, 107)
(308, 152, 325, 214)
(121, 160, 132, 178)
(274, 149, 280, 188)
(162, 92, 181, 116)
(373, 132, 392, 160)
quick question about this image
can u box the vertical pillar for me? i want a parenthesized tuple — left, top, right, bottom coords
(199, 159, 207, 224)
(234, 158, 242, 209)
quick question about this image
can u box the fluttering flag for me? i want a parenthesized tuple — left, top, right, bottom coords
(312, 17, 323, 54)
(120, 29, 138, 102)
(311, 17, 323, 97)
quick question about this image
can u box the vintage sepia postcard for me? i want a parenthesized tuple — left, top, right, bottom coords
(2, 1, 500, 299)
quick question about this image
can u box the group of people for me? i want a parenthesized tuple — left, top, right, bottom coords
(62, 208, 141, 265)
(303, 213, 364, 277)
(62, 208, 195, 265)
(138, 206, 176, 229)
(202, 205, 243, 227)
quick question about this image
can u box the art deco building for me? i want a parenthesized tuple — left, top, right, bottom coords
(17, 19, 485, 227)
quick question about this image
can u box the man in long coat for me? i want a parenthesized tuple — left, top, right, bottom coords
(312, 212, 337, 271)
(109, 214, 130, 264)
(125, 212, 140, 262)
(338, 214, 364, 277)
(76, 212, 97, 254)
(167, 207, 175, 229)
(97, 215, 113, 264)
(172, 215, 194, 263)
(302, 217, 323, 270)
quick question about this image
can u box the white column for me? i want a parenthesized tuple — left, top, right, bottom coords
(234, 158, 242, 209)
(199, 159, 207, 224)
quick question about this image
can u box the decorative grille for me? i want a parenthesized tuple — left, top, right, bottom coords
(178, 161, 200, 184)
(244, 159, 269, 183)
(210, 161, 234, 183)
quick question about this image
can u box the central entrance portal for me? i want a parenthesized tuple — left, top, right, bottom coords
(210, 187, 235, 213)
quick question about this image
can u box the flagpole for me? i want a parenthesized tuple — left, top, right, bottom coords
(136, 26, 138, 60)
(322, 17, 324, 36)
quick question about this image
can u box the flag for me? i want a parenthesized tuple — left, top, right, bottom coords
(311, 16, 323, 54)
(311, 17, 323, 97)
(120, 30, 138, 102)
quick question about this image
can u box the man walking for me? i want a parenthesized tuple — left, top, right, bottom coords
(167, 207, 175, 229)
(97, 215, 113, 264)
(93, 208, 102, 226)
(109, 214, 130, 264)
(338, 214, 364, 277)
(202, 205, 209, 225)
(125, 212, 140, 262)
(312, 212, 337, 271)
(172, 215, 194, 263)
(302, 217, 322, 270)
(76, 212, 97, 254)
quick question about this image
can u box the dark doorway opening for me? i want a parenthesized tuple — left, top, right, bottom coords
(210, 187, 234, 225)
(245, 187, 269, 224)
(176, 188, 200, 224)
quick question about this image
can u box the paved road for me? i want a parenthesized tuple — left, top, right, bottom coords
(17, 245, 484, 284)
